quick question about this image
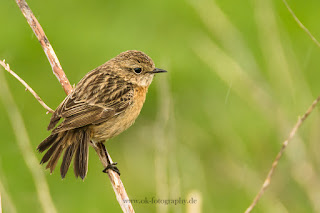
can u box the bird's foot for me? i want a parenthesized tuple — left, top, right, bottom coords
(103, 162, 120, 176)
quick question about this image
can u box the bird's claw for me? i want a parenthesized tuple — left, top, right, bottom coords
(102, 162, 120, 176)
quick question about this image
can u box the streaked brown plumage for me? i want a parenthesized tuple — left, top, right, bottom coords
(37, 50, 166, 179)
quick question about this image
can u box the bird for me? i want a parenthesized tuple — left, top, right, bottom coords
(37, 50, 167, 180)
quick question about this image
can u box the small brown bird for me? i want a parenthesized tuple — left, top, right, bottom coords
(37, 50, 167, 179)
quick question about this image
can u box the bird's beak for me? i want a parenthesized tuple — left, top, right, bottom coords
(151, 68, 167, 74)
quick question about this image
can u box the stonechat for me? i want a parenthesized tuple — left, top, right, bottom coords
(37, 50, 167, 179)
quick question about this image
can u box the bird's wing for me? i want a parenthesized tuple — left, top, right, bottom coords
(48, 71, 134, 133)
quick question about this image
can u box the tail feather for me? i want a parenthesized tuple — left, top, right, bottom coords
(38, 128, 90, 180)
(74, 130, 90, 179)
(60, 143, 77, 179)
(40, 139, 61, 164)
(74, 145, 80, 178)
(37, 133, 58, 153)
(46, 145, 63, 173)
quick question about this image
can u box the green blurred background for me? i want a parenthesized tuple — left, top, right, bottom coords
(1, 0, 320, 212)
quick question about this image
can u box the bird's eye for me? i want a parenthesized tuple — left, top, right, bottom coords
(134, 67, 142, 74)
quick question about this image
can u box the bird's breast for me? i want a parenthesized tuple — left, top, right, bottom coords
(91, 86, 148, 142)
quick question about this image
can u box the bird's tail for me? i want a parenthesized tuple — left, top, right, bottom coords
(37, 128, 90, 180)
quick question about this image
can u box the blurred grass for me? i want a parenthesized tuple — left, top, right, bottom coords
(1, 0, 320, 212)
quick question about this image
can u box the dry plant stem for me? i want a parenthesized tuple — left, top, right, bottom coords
(282, 0, 320, 48)
(15, 0, 134, 212)
(15, 0, 72, 95)
(245, 95, 320, 213)
(245, 1, 320, 212)
(0, 71, 57, 213)
(0, 60, 53, 113)
(91, 143, 134, 213)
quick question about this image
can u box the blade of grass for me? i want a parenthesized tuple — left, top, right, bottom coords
(0, 71, 57, 213)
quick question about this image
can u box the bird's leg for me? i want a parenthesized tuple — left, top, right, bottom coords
(99, 143, 121, 176)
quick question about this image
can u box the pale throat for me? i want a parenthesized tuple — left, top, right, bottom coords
(137, 75, 154, 87)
